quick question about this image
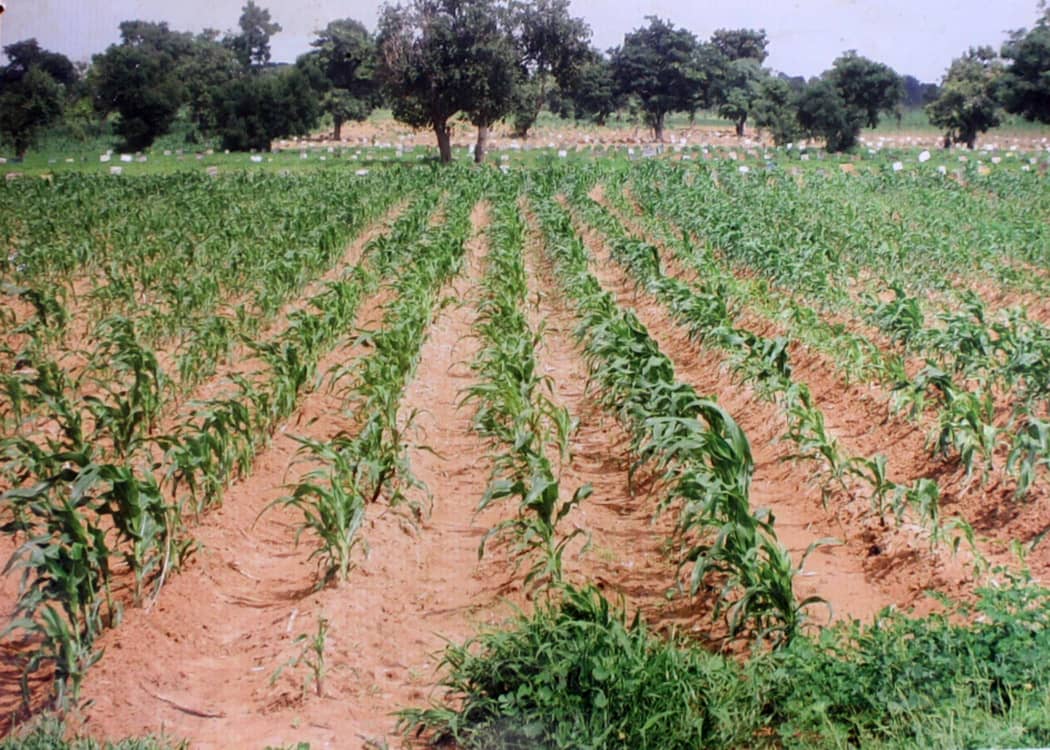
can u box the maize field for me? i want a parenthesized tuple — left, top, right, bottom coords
(2, 150, 1050, 748)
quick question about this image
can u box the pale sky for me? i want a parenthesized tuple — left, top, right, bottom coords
(0, 0, 1043, 81)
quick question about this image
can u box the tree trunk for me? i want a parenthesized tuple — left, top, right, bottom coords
(434, 121, 452, 163)
(334, 115, 344, 142)
(653, 112, 665, 143)
(735, 118, 745, 138)
(525, 70, 548, 140)
(474, 124, 489, 165)
(966, 132, 976, 150)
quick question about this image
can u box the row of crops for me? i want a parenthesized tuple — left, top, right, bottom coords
(619, 162, 1050, 516)
(0, 168, 440, 709)
(2, 159, 1050, 748)
(403, 164, 1050, 748)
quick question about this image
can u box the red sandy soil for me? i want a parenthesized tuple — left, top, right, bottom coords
(0, 201, 408, 481)
(517, 210, 708, 637)
(55, 204, 501, 748)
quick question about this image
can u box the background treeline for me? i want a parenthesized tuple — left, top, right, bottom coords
(1, 0, 1049, 162)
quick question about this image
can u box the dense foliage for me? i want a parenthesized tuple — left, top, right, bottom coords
(926, 47, 1004, 149)
(405, 579, 1050, 749)
(610, 17, 705, 143)
(2, 3, 1049, 157)
(1000, 7, 1050, 123)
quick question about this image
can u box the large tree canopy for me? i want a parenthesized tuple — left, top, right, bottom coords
(512, 0, 591, 137)
(460, 2, 520, 163)
(796, 51, 902, 152)
(564, 48, 620, 125)
(751, 75, 802, 146)
(212, 66, 320, 151)
(611, 16, 703, 142)
(795, 78, 856, 152)
(0, 38, 77, 88)
(179, 32, 243, 139)
(0, 51, 66, 158)
(827, 51, 903, 130)
(377, 0, 520, 163)
(710, 28, 768, 64)
(90, 22, 193, 150)
(705, 27, 769, 136)
(999, 9, 1050, 123)
(713, 57, 766, 137)
(927, 46, 1004, 149)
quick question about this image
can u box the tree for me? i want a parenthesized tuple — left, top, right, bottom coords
(564, 48, 620, 125)
(797, 52, 902, 152)
(179, 32, 242, 139)
(902, 74, 924, 107)
(377, 0, 519, 164)
(796, 78, 855, 151)
(460, 2, 520, 163)
(513, 0, 591, 137)
(828, 51, 903, 129)
(90, 22, 192, 150)
(0, 65, 64, 157)
(611, 17, 702, 142)
(710, 28, 768, 64)
(999, 9, 1050, 123)
(927, 47, 1004, 149)
(714, 57, 766, 137)
(213, 67, 320, 151)
(228, 1, 282, 68)
(0, 38, 76, 87)
(779, 72, 806, 92)
(751, 75, 801, 145)
(117, 20, 194, 58)
(302, 19, 380, 140)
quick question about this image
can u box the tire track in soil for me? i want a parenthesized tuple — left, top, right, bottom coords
(519, 211, 716, 638)
(565, 197, 939, 623)
(74, 201, 520, 749)
(607, 185, 1050, 589)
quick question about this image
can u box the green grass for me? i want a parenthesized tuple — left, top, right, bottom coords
(403, 579, 1050, 749)
(869, 107, 1050, 135)
(0, 720, 183, 750)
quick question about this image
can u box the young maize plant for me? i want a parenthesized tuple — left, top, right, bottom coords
(0, 170, 430, 710)
(163, 185, 442, 517)
(464, 180, 589, 595)
(581, 166, 995, 540)
(625, 166, 902, 387)
(3, 170, 406, 407)
(568, 174, 869, 514)
(636, 162, 1050, 497)
(527, 177, 815, 646)
(274, 172, 479, 588)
